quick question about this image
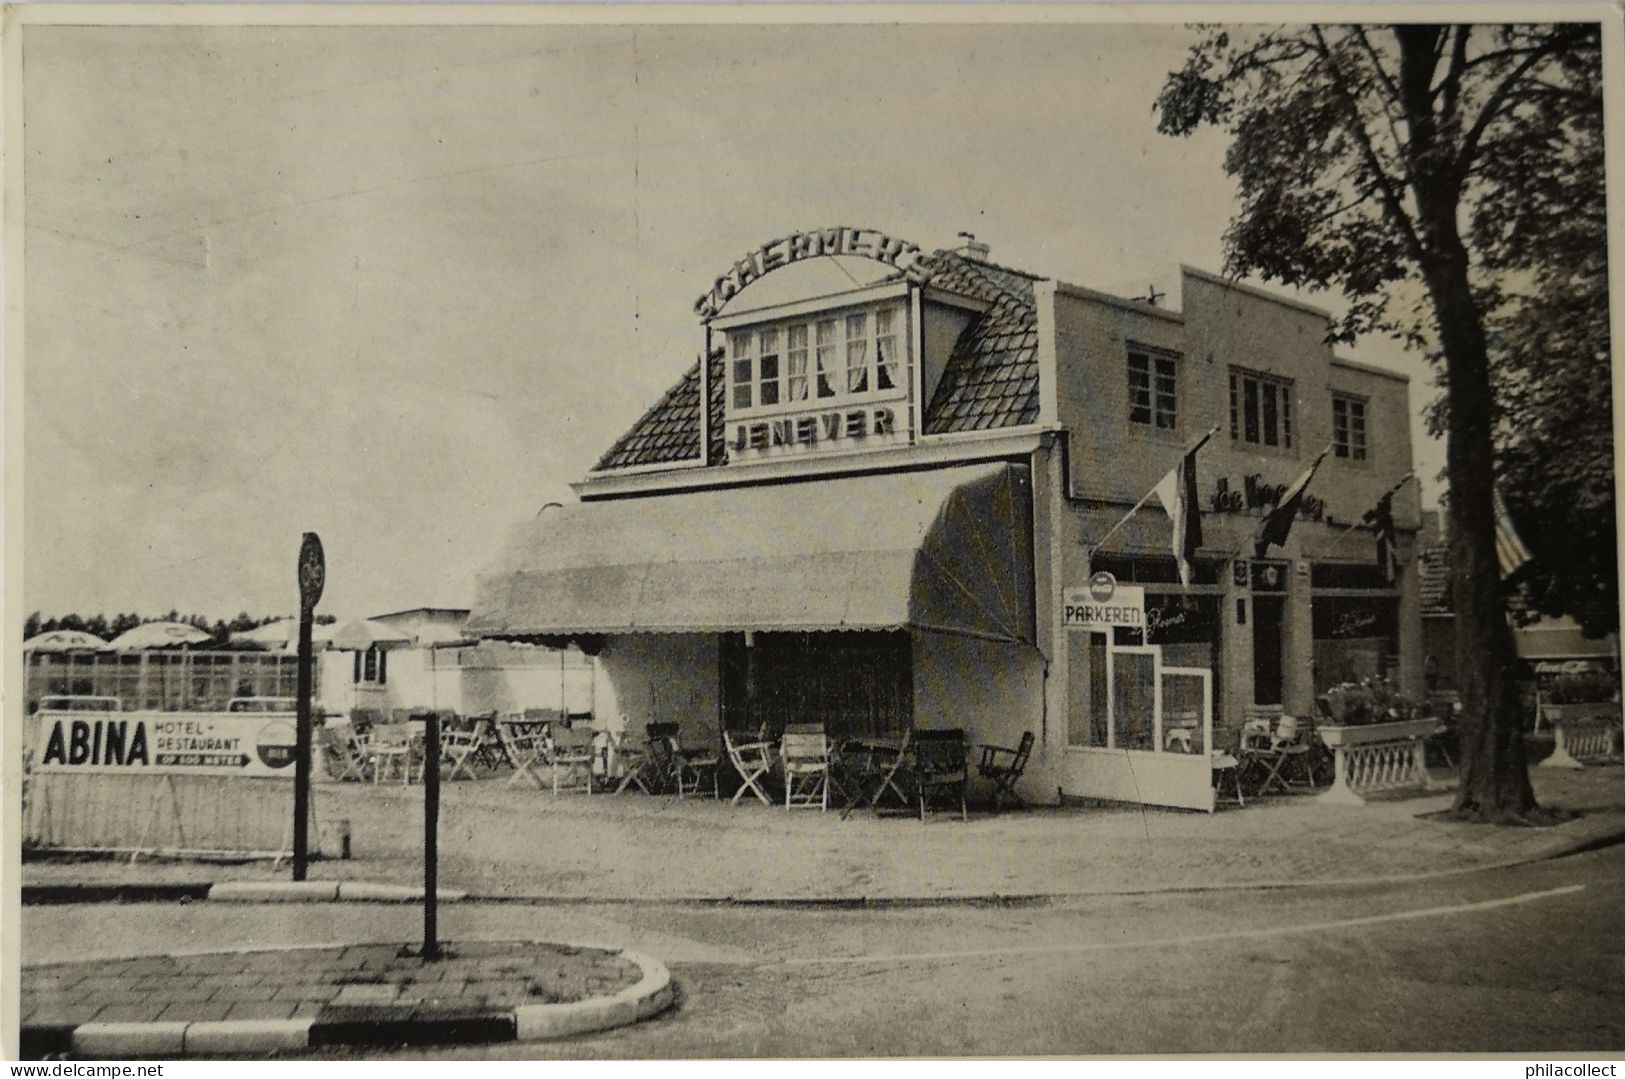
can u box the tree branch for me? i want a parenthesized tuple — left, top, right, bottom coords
(1457, 28, 1585, 189)
(1309, 26, 1427, 266)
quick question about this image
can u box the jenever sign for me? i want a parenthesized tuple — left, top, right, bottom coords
(1063, 571, 1146, 631)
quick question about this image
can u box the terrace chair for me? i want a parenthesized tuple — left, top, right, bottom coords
(1262, 715, 1315, 792)
(913, 728, 968, 822)
(497, 715, 551, 789)
(644, 722, 683, 794)
(319, 723, 370, 782)
(977, 731, 1035, 810)
(611, 727, 659, 794)
(438, 712, 484, 781)
(725, 729, 776, 806)
(864, 729, 914, 815)
(548, 721, 598, 795)
(780, 724, 830, 811)
(368, 723, 421, 785)
(671, 724, 722, 799)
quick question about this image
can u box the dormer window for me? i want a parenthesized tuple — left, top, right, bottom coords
(727, 300, 907, 416)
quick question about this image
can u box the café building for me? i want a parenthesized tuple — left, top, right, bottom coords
(469, 227, 1423, 810)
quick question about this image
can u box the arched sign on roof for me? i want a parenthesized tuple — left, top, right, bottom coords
(694, 227, 933, 320)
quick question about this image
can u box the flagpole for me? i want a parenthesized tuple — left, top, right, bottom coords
(1087, 425, 1219, 566)
(1323, 471, 1416, 556)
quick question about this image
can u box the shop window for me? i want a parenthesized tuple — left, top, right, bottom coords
(728, 304, 906, 413)
(1230, 369, 1293, 449)
(353, 647, 387, 686)
(1332, 394, 1368, 460)
(1312, 595, 1399, 692)
(1111, 648, 1158, 751)
(1127, 346, 1178, 430)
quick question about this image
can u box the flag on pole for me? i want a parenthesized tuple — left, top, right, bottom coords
(1153, 444, 1204, 587)
(1361, 472, 1413, 583)
(1254, 446, 1331, 559)
(1493, 487, 1533, 580)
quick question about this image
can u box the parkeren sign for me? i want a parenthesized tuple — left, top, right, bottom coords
(695, 227, 932, 320)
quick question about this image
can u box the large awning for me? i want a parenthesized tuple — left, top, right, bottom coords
(468, 462, 1034, 643)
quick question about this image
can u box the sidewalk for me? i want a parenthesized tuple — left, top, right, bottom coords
(21, 940, 674, 1058)
(23, 764, 1624, 903)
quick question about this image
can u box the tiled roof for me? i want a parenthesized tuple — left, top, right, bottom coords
(593, 359, 705, 472)
(592, 249, 1047, 473)
(916, 252, 1043, 433)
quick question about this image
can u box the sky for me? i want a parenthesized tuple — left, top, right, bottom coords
(19, 18, 1446, 621)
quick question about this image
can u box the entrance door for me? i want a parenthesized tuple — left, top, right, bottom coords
(1252, 595, 1285, 706)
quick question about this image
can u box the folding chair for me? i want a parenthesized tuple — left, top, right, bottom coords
(498, 716, 551, 789)
(977, 731, 1035, 810)
(612, 729, 658, 794)
(914, 729, 968, 822)
(549, 721, 597, 794)
(725, 729, 776, 806)
(780, 724, 829, 811)
(438, 712, 484, 781)
(672, 724, 722, 799)
(865, 729, 913, 814)
(368, 723, 420, 785)
(1267, 715, 1315, 791)
(319, 723, 370, 782)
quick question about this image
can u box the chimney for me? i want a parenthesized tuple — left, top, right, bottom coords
(955, 231, 991, 260)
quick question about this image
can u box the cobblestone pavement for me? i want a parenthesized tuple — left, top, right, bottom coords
(21, 941, 642, 1029)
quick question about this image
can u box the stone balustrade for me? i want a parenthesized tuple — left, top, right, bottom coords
(1317, 718, 1445, 806)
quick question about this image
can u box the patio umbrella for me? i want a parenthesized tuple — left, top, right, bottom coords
(108, 621, 212, 650)
(231, 617, 300, 651)
(23, 629, 112, 654)
(322, 618, 413, 652)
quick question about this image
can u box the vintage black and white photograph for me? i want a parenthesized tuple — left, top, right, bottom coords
(7, 5, 1623, 1062)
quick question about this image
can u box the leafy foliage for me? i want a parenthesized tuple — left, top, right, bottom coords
(1157, 23, 1606, 820)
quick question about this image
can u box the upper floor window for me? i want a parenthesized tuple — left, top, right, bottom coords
(1127, 345, 1178, 430)
(729, 304, 903, 413)
(1230, 369, 1294, 450)
(1332, 394, 1368, 460)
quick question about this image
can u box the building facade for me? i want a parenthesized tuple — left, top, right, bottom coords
(470, 228, 1423, 810)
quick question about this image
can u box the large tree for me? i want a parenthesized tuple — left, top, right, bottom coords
(1157, 23, 1604, 821)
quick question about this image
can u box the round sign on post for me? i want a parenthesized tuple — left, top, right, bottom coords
(1088, 571, 1117, 602)
(298, 533, 325, 614)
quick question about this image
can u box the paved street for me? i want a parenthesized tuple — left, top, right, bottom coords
(23, 843, 1625, 1056)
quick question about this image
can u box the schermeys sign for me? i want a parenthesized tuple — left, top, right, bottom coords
(1063, 572, 1146, 630)
(31, 710, 299, 778)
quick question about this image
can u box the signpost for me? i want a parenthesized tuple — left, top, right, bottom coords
(293, 533, 324, 882)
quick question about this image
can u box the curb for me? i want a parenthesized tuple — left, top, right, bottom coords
(21, 946, 673, 1059)
(23, 817, 1625, 910)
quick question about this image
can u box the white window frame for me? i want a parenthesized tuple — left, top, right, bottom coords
(1332, 393, 1369, 461)
(726, 300, 909, 418)
(1127, 345, 1179, 431)
(1230, 368, 1295, 451)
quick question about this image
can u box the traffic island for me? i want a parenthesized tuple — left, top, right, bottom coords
(20, 940, 674, 1058)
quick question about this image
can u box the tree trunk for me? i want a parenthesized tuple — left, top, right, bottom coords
(1394, 27, 1537, 822)
(1436, 278, 1536, 820)
(1417, 235, 1535, 820)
